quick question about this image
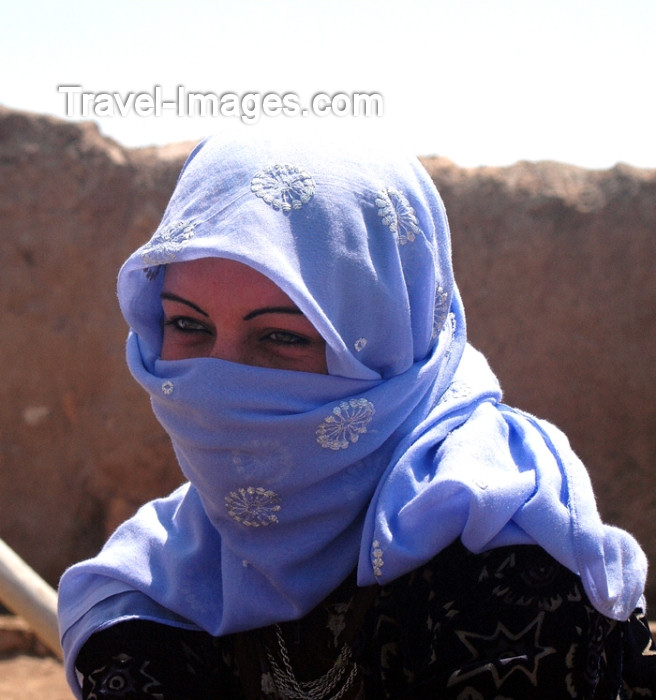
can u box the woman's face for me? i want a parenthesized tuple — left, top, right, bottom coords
(160, 257, 328, 374)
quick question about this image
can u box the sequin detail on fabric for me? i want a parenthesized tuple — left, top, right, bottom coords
(225, 487, 281, 527)
(251, 164, 315, 212)
(375, 188, 421, 245)
(372, 540, 384, 577)
(316, 398, 375, 450)
(161, 380, 174, 396)
(140, 220, 196, 267)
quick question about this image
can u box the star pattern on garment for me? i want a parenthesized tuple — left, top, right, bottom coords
(86, 653, 164, 699)
(448, 611, 556, 690)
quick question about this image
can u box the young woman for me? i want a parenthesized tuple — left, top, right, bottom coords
(58, 131, 655, 698)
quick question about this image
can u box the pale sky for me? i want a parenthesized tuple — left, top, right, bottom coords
(2, 0, 655, 169)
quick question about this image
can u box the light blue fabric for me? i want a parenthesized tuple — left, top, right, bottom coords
(58, 130, 647, 695)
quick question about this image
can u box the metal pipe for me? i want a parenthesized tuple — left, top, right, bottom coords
(0, 538, 62, 659)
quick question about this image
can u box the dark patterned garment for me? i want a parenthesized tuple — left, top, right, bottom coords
(75, 542, 656, 699)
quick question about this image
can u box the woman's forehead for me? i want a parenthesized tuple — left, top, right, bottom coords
(162, 258, 300, 309)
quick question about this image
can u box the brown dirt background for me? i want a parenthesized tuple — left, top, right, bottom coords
(0, 656, 71, 699)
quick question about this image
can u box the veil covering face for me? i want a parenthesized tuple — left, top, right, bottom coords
(58, 130, 647, 694)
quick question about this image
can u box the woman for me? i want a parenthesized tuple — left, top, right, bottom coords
(58, 131, 655, 698)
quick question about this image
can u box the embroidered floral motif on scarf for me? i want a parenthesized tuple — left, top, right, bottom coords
(251, 163, 315, 211)
(432, 285, 450, 339)
(225, 487, 281, 528)
(316, 399, 376, 450)
(140, 219, 196, 266)
(375, 188, 422, 245)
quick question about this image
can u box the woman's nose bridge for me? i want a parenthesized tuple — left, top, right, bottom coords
(209, 328, 244, 364)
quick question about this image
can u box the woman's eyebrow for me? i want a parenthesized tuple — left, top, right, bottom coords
(243, 307, 304, 321)
(160, 292, 209, 317)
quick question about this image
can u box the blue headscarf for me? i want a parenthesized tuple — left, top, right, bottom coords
(58, 130, 647, 695)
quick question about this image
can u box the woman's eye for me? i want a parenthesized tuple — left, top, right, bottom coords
(265, 331, 308, 346)
(166, 317, 210, 334)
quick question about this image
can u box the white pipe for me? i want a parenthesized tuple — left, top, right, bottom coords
(0, 537, 62, 659)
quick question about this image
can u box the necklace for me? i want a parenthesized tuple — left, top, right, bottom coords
(265, 623, 359, 700)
